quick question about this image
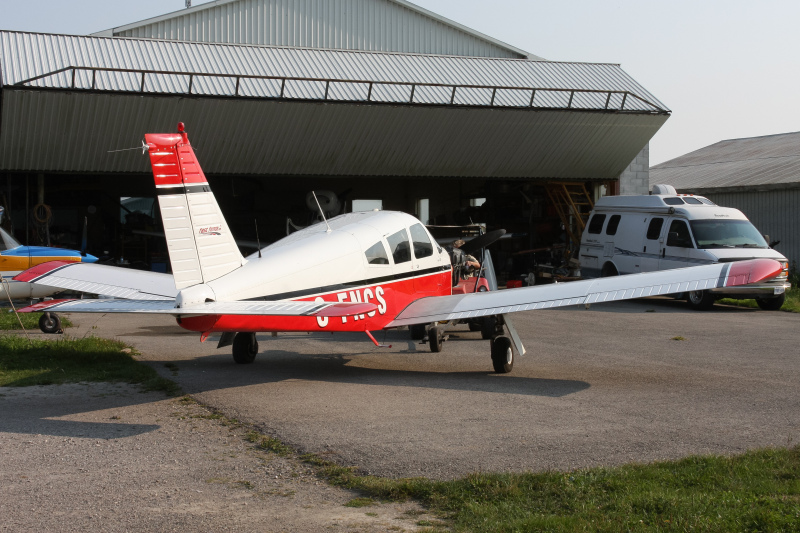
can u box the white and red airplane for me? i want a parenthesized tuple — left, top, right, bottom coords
(15, 124, 784, 373)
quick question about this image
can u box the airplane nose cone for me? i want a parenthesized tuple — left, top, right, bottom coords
(82, 253, 99, 263)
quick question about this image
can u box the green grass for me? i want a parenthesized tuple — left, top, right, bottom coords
(0, 334, 179, 394)
(306, 447, 800, 532)
(0, 311, 73, 330)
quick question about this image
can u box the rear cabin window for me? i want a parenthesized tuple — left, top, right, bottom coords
(365, 241, 390, 265)
(587, 214, 606, 234)
(386, 229, 411, 264)
(409, 223, 433, 259)
(606, 215, 621, 235)
(663, 197, 685, 205)
(683, 197, 703, 204)
(646, 217, 664, 240)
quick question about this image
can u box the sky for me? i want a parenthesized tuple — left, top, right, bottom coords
(3, 0, 799, 166)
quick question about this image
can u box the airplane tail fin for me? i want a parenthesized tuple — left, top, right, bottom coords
(145, 123, 245, 290)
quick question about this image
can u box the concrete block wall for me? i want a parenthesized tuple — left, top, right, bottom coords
(618, 143, 650, 196)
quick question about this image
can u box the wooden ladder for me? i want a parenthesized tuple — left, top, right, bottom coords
(544, 182, 594, 250)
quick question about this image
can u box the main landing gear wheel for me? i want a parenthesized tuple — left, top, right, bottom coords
(491, 335, 514, 374)
(39, 312, 62, 334)
(429, 326, 444, 353)
(687, 290, 715, 311)
(232, 332, 258, 364)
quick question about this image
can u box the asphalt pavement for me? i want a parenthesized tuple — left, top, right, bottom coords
(62, 296, 800, 480)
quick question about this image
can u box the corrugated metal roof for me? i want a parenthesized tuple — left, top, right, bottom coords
(0, 31, 669, 113)
(0, 89, 666, 177)
(650, 131, 800, 191)
(96, 0, 538, 60)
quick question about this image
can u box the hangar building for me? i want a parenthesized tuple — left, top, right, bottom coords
(0, 0, 670, 282)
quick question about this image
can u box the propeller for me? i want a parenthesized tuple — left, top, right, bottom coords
(461, 229, 506, 254)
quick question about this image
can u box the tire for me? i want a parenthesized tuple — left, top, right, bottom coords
(600, 263, 619, 277)
(468, 320, 481, 332)
(480, 316, 497, 340)
(756, 293, 785, 311)
(409, 324, 426, 340)
(491, 336, 514, 373)
(687, 290, 715, 311)
(429, 326, 444, 353)
(232, 332, 258, 364)
(39, 313, 61, 334)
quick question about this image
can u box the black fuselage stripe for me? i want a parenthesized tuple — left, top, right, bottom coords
(155, 184, 211, 195)
(249, 265, 451, 302)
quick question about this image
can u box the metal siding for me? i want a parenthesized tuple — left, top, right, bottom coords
(651, 131, 800, 190)
(0, 31, 668, 113)
(0, 89, 666, 179)
(115, 0, 528, 59)
(702, 190, 800, 270)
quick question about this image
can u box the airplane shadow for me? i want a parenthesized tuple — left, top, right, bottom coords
(155, 329, 590, 398)
(0, 385, 161, 439)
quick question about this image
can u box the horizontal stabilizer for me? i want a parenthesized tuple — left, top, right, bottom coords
(15, 261, 177, 300)
(388, 259, 783, 327)
(18, 298, 377, 318)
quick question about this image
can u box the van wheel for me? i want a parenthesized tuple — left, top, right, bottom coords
(756, 294, 785, 311)
(600, 263, 618, 277)
(687, 290, 715, 310)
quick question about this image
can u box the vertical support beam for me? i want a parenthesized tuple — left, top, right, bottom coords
(490, 88, 497, 106)
(140, 72, 146, 93)
(188, 75, 194, 95)
(409, 84, 416, 103)
(324, 80, 329, 100)
(529, 89, 536, 107)
(620, 92, 628, 110)
(234, 76, 240, 96)
(450, 86, 457, 104)
(604, 91, 611, 109)
(567, 90, 574, 108)
(280, 78, 286, 98)
(367, 82, 373, 101)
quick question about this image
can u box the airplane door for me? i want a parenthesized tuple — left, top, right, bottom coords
(640, 216, 664, 272)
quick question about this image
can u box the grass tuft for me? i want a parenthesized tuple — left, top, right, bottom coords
(0, 334, 180, 395)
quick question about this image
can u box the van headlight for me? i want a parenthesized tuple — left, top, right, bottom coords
(779, 261, 789, 279)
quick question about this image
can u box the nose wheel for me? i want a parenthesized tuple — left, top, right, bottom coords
(232, 332, 258, 364)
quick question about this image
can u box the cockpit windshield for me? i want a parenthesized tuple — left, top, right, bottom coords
(689, 220, 768, 249)
(0, 227, 21, 251)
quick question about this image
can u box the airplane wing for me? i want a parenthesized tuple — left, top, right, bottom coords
(14, 261, 178, 300)
(18, 298, 378, 318)
(387, 258, 783, 327)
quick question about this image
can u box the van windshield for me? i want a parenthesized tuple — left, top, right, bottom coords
(689, 220, 768, 249)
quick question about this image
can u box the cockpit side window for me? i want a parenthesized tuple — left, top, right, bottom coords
(386, 229, 411, 265)
(365, 241, 390, 265)
(409, 223, 433, 259)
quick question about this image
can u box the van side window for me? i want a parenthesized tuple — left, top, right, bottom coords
(606, 215, 621, 235)
(365, 241, 390, 265)
(587, 214, 606, 234)
(386, 229, 411, 264)
(683, 197, 703, 204)
(646, 218, 664, 240)
(667, 220, 693, 248)
(409, 223, 433, 259)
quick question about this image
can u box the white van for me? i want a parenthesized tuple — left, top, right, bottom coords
(579, 185, 791, 310)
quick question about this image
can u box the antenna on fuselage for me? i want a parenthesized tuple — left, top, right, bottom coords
(311, 191, 332, 233)
(254, 219, 262, 258)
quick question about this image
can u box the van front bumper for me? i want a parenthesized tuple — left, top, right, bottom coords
(708, 281, 791, 299)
